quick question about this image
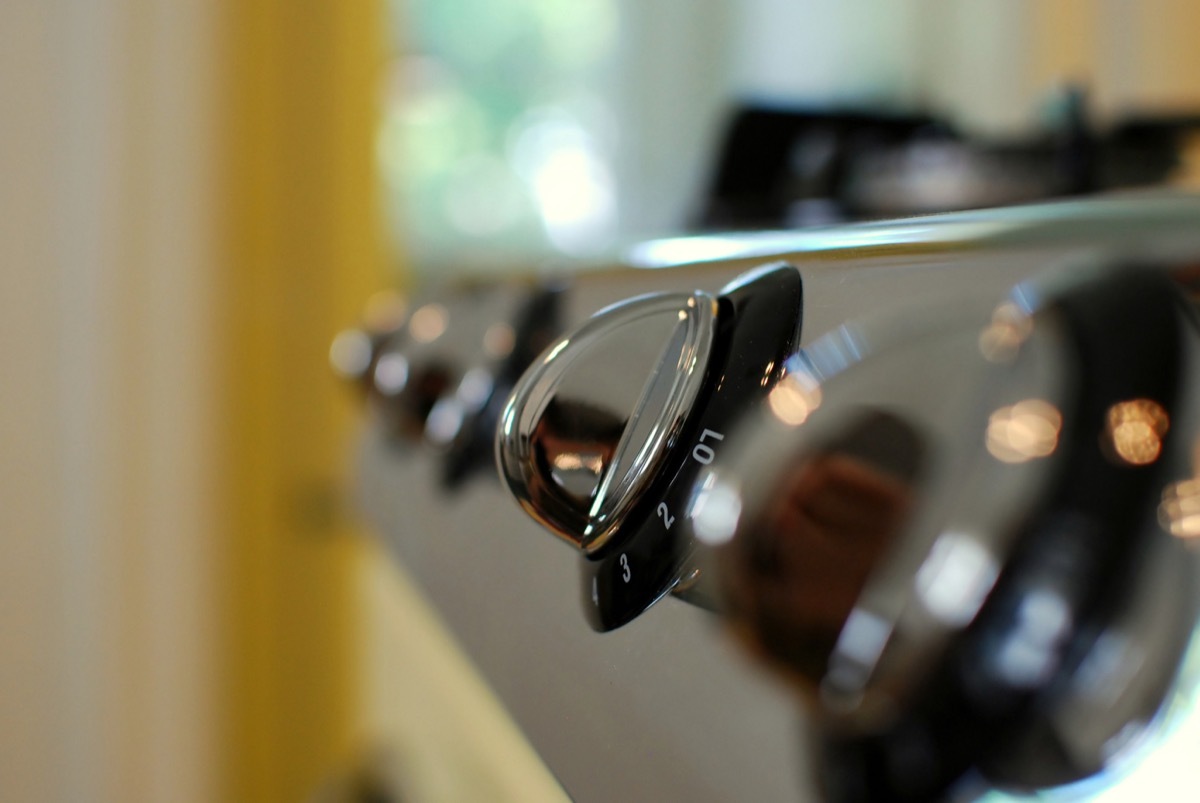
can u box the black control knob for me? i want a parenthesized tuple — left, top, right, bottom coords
(496, 263, 804, 630)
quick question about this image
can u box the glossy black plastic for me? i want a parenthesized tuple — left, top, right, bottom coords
(581, 263, 804, 631)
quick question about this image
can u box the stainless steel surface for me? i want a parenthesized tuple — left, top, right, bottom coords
(356, 196, 1200, 802)
(696, 263, 1200, 799)
(693, 299, 1072, 700)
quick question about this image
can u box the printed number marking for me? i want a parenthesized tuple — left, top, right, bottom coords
(657, 502, 675, 530)
(620, 553, 632, 583)
(692, 428, 725, 465)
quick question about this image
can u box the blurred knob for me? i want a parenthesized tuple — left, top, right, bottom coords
(434, 283, 565, 489)
(370, 294, 459, 442)
(330, 289, 409, 388)
(335, 282, 566, 488)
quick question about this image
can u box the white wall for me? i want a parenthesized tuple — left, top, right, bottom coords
(0, 1, 218, 800)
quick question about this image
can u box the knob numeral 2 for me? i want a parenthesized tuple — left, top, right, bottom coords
(619, 553, 632, 583)
(692, 428, 725, 465)
(657, 502, 675, 530)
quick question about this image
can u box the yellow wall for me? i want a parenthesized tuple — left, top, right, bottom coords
(220, 1, 388, 800)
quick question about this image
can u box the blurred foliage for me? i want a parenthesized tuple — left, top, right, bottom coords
(381, 0, 619, 275)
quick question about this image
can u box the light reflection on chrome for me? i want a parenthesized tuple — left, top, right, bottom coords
(797, 324, 868, 381)
(1107, 399, 1169, 466)
(626, 235, 771, 268)
(690, 475, 743, 547)
(1159, 479, 1200, 539)
(915, 533, 1000, 627)
(362, 289, 407, 332)
(986, 399, 1063, 463)
(373, 352, 411, 396)
(483, 322, 516, 358)
(624, 223, 972, 270)
(979, 300, 1035, 362)
(823, 608, 891, 700)
(425, 397, 465, 445)
(759, 360, 776, 388)
(329, 328, 373, 379)
(993, 588, 1074, 687)
(550, 451, 605, 476)
(409, 302, 449, 343)
(766, 372, 822, 427)
(457, 367, 494, 409)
